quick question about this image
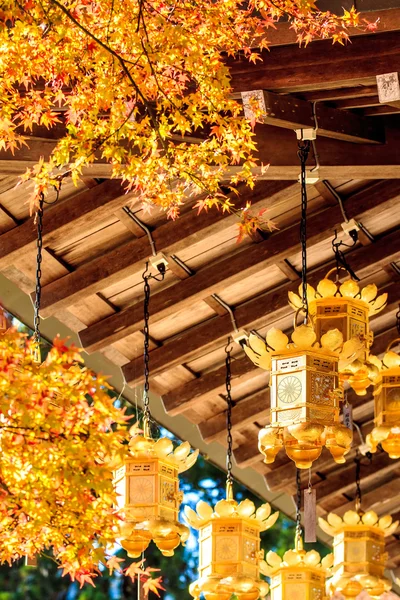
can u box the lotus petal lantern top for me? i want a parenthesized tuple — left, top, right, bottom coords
(367, 341, 400, 459)
(288, 275, 387, 395)
(319, 510, 397, 599)
(260, 543, 334, 600)
(114, 426, 198, 558)
(186, 497, 279, 600)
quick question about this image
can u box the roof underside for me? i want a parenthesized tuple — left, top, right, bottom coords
(1, 3, 400, 583)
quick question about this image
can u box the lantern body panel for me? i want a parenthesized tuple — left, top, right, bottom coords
(199, 517, 260, 580)
(332, 526, 387, 578)
(114, 456, 180, 522)
(313, 297, 371, 360)
(373, 369, 400, 428)
(270, 567, 327, 600)
(270, 349, 339, 427)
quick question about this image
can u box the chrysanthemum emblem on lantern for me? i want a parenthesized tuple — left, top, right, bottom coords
(186, 496, 278, 600)
(114, 263, 198, 558)
(288, 272, 387, 396)
(244, 323, 352, 468)
(367, 337, 400, 459)
(114, 423, 198, 557)
(260, 539, 334, 600)
(319, 510, 397, 599)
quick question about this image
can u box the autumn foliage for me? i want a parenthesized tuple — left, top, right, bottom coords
(0, 329, 130, 585)
(0, 0, 375, 219)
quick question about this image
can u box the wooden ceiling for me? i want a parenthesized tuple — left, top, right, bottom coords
(1, 2, 400, 579)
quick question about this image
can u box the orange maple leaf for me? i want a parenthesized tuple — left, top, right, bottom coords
(143, 576, 165, 598)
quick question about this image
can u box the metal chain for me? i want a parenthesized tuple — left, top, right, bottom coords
(295, 467, 302, 545)
(355, 450, 362, 514)
(331, 229, 360, 282)
(142, 264, 151, 430)
(33, 194, 44, 354)
(298, 140, 311, 324)
(225, 339, 233, 490)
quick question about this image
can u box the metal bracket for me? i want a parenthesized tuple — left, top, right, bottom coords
(341, 218, 360, 236)
(209, 294, 248, 345)
(122, 206, 157, 257)
(297, 171, 320, 185)
(295, 128, 317, 141)
(232, 329, 249, 346)
(149, 252, 169, 272)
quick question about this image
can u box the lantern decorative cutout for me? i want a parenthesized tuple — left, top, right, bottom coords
(319, 510, 397, 599)
(244, 324, 352, 468)
(115, 425, 198, 557)
(366, 338, 400, 459)
(186, 494, 279, 600)
(288, 271, 387, 396)
(260, 537, 334, 600)
(114, 264, 198, 558)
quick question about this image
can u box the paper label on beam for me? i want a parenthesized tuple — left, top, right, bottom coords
(376, 73, 400, 104)
(304, 488, 317, 543)
(25, 555, 38, 567)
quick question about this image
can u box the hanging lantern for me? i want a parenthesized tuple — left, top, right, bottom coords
(114, 265, 198, 557)
(245, 323, 352, 469)
(319, 456, 397, 600)
(367, 336, 400, 459)
(187, 341, 279, 600)
(186, 494, 278, 600)
(288, 269, 387, 396)
(260, 538, 333, 600)
(114, 423, 198, 557)
(319, 510, 396, 599)
(243, 136, 351, 469)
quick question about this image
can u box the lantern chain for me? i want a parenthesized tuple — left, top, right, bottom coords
(298, 140, 311, 323)
(33, 194, 44, 356)
(397, 303, 400, 336)
(142, 266, 151, 430)
(225, 338, 234, 498)
(295, 467, 302, 547)
(331, 229, 360, 282)
(141, 262, 165, 436)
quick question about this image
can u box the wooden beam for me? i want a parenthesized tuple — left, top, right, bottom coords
(198, 389, 269, 443)
(247, 90, 384, 144)
(122, 234, 400, 388)
(301, 86, 379, 103)
(3, 124, 400, 181)
(81, 180, 400, 359)
(333, 476, 400, 517)
(0, 179, 134, 267)
(229, 31, 400, 93)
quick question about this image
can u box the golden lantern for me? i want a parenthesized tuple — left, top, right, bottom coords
(114, 420, 198, 557)
(319, 509, 397, 599)
(367, 338, 400, 459)
(288, 272, 387, 396)
(244, 323, 352, 468)
(186, 488, 278, 600)
(260, 537, 334, 600)
(187, 341, 278, 600)
(114, 264, 198, 558)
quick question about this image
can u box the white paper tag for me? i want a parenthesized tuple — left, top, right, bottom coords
(304, 488, 317, 543)
(343, 404, 353, 431)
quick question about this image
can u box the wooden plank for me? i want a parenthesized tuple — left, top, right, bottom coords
(198, 389, 269, 443)
(333, 477, 400, 517)
(250, 90, 384, 144)
(161, 354, 258, 416)
(37, 181, 296, 317)
(301, 86, 379, 103)
(121, 234, 400, 387)
(81, 180, 400, 358)
(0, 179, 134, 267)
(229, 31, 400, 93)
(333, 95, 382, 110)
(0, 203, 19, 234)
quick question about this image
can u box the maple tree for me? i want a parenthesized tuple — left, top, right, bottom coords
(0, 327, 130, 586)
(0, 0, 376, 223)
